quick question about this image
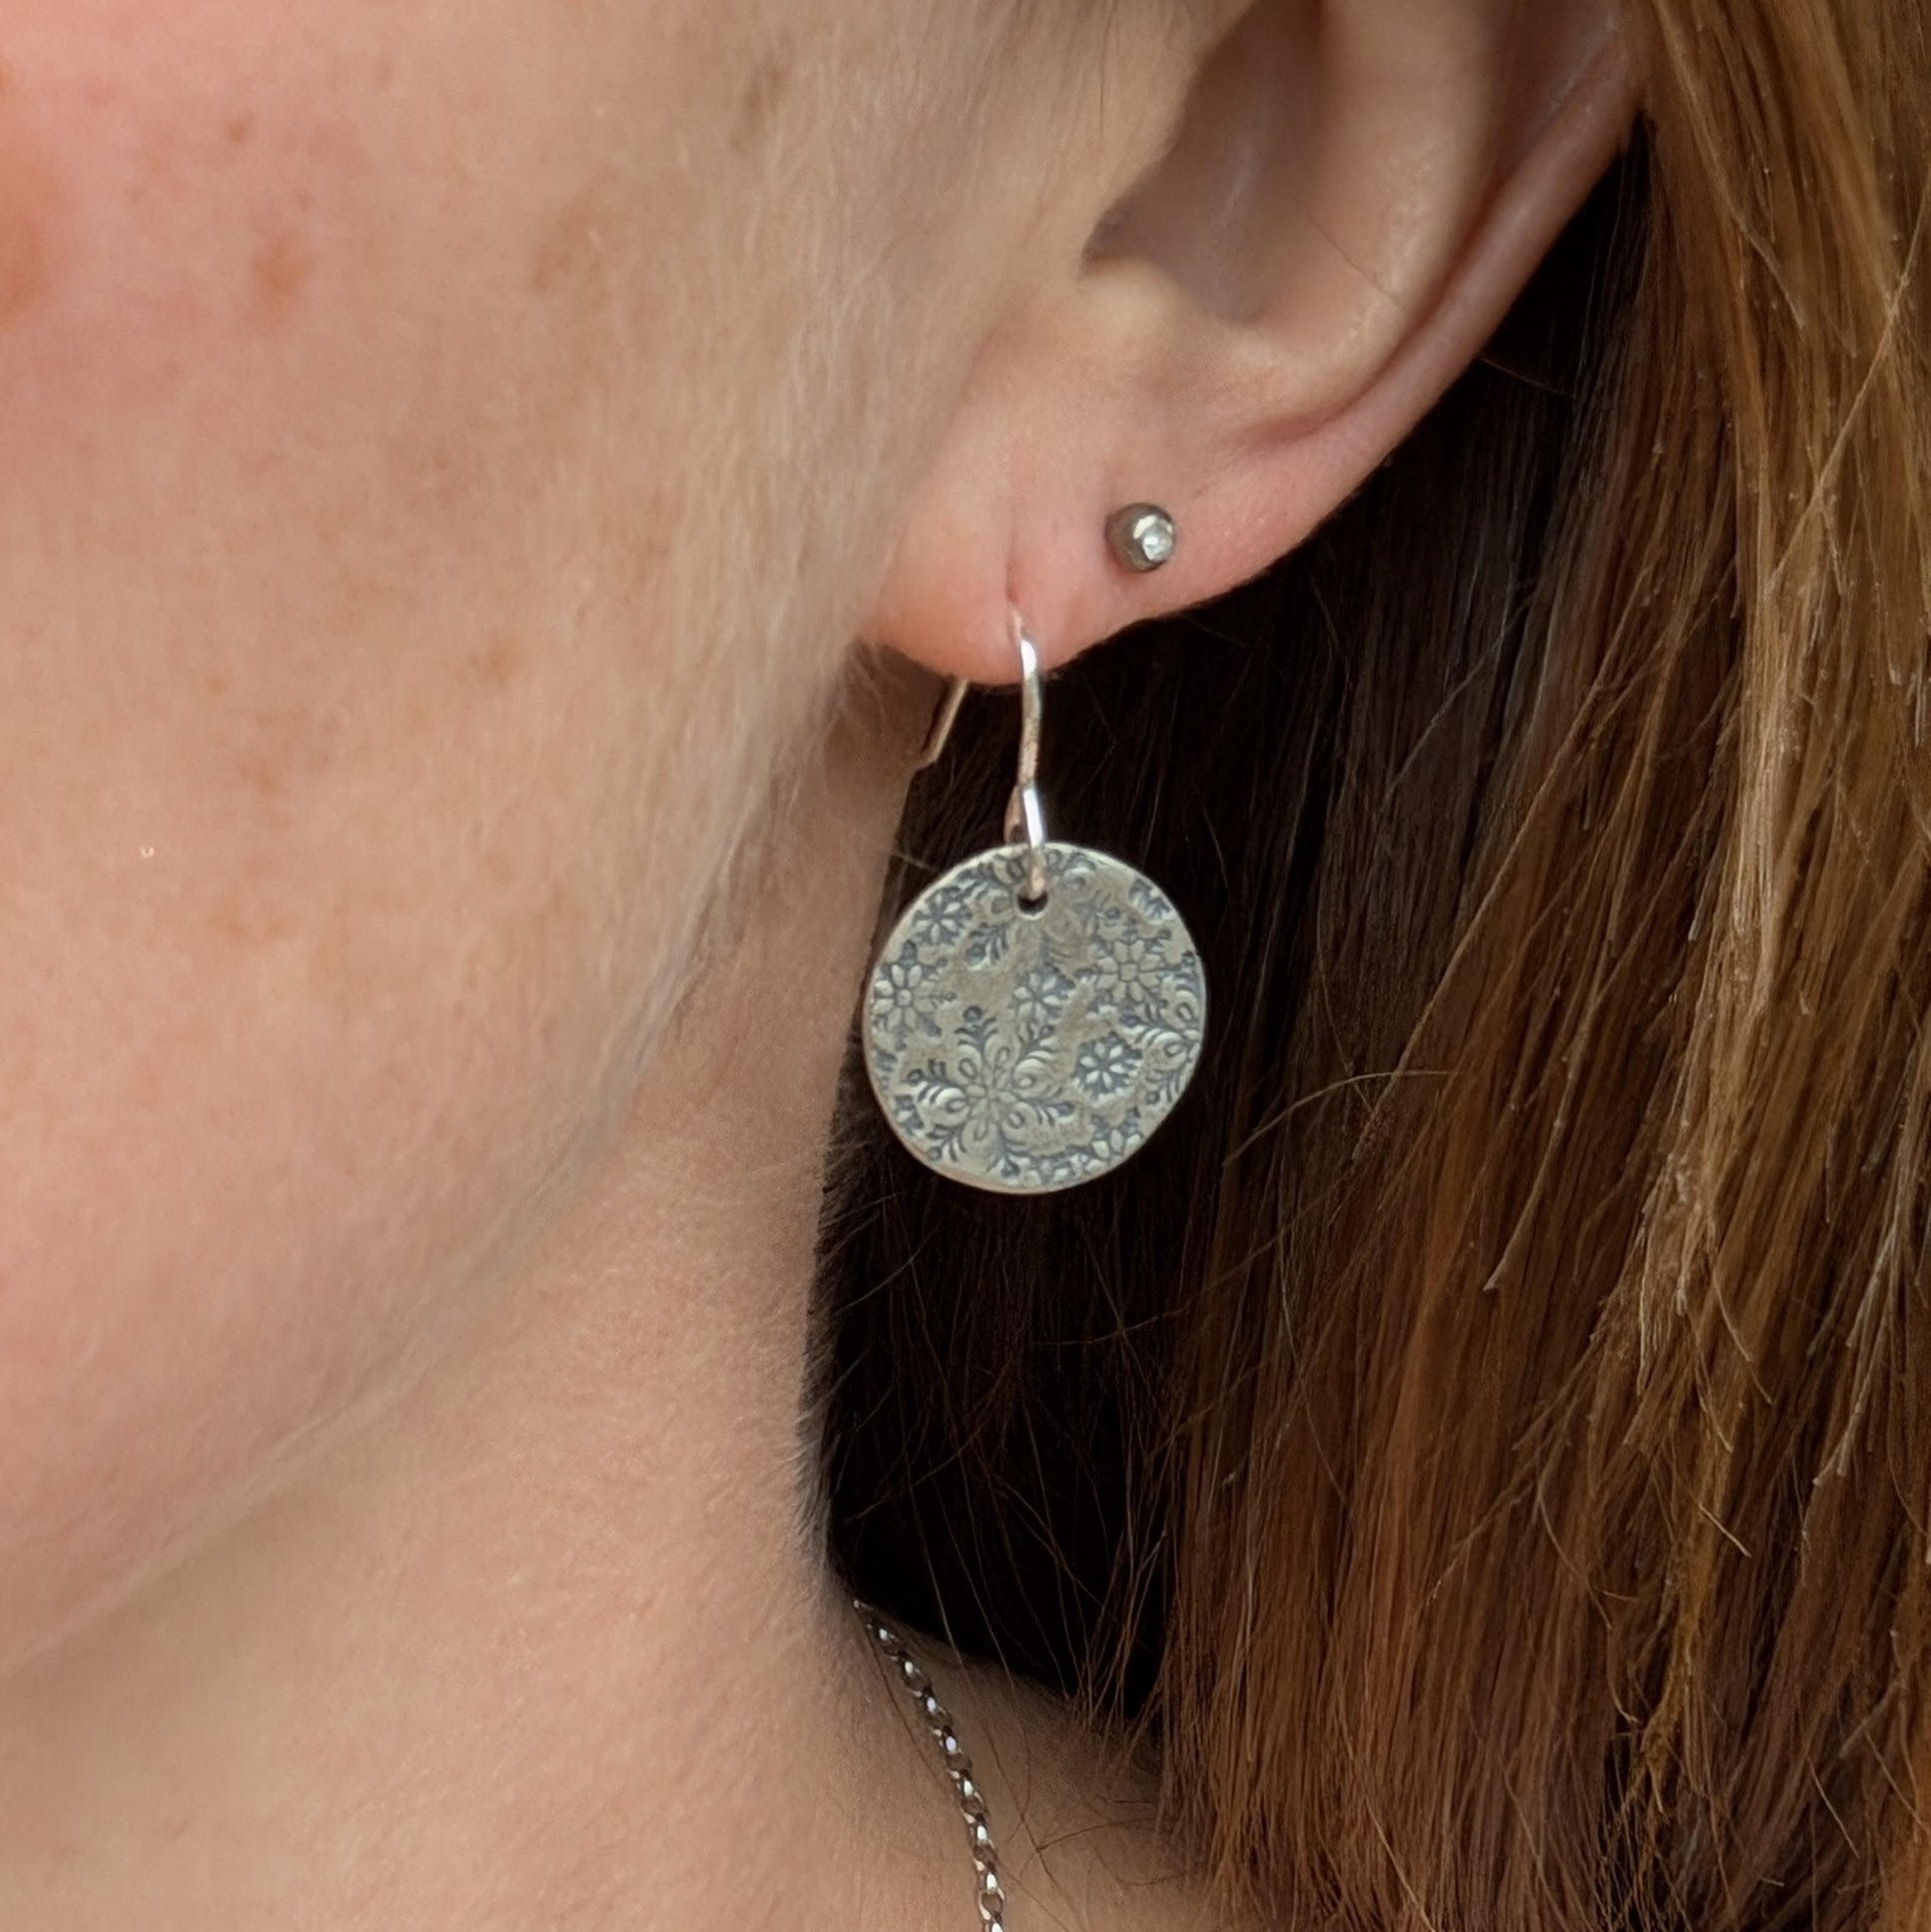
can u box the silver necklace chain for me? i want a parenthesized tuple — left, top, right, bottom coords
(855, 1600, 1010, 1932)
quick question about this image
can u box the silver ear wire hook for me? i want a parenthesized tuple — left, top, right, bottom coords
(1000, 625, 1049, 906)
(914, 676, 969, 770)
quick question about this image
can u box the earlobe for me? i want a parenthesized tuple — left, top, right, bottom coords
(863, 0, 1635, 689)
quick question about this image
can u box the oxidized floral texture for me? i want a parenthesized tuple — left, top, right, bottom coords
(862, 843, 1207, 1193)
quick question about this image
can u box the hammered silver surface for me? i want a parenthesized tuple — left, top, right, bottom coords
(863, 842, 1206, 1194)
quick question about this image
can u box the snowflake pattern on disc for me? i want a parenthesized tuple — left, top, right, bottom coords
(862, 842, 1207, 1194)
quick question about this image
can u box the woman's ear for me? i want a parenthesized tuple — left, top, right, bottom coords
(864, 0, 1635, 683)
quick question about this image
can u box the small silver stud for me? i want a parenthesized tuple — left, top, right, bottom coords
(1105, 502, 1177, 573)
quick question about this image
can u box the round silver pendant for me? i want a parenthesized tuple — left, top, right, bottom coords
(862, 841, 1207, 1195)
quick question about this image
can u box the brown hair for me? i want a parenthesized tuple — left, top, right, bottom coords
(818, 3, 1931, 1927)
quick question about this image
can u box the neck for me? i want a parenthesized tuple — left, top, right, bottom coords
(0, 656, 971, 1932)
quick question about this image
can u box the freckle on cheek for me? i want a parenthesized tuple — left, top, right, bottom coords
(528, 187, 608, 300)
(730, 47, 794, 154)
(251, 222, 315, 327)
(0, 114, 64, 327)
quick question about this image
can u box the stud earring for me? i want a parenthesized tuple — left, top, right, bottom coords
(862, 613, 1207, 1195)
(1105, 503, 1177, 573)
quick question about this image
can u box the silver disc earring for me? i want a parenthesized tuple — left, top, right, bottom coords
(862, 618, 1207, 1195)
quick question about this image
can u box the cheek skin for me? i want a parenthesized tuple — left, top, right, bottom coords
(0, 2, 834, 1663)
(0, 0, 1041, 1669)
